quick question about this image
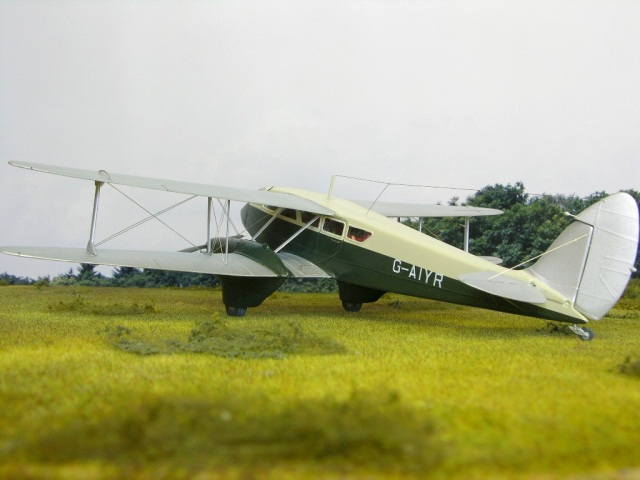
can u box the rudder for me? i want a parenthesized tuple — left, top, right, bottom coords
(528, 193, 639, 320)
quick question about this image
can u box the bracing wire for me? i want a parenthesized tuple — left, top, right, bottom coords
(333, 175, 480, 192)
(95, 184, 198, 247)
(216, 198, 241, 236)
(489, 233, 590, 279)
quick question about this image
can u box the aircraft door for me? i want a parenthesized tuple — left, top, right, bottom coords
(314, 217, 344, 264)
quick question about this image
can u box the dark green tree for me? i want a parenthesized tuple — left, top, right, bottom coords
(112, 266, 146, 287)
(417, 182, 532, 253)
(140, 269, 219, 287)
(0, 272, 33, 285)
(76, 263, 107, 286)
(467, 182, 528, 210)
(470, 197, 570, 267)
(112, 266, 141, 279)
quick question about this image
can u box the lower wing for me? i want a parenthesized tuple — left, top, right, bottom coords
(1, 246, 279, 277)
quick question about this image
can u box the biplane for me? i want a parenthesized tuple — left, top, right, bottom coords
(2, 161, 638, 341)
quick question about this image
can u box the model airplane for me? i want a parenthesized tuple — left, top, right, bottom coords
(2, 161, 638, 341)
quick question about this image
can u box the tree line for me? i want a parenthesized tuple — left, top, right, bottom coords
(0, 265, 221, 288)
(1, 183, 638, 289)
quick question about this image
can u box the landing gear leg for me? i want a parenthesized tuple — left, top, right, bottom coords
(337, 281, 384, 313)
(569, 324, 595, 341)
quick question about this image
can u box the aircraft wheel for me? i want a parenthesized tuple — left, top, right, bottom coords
(225, 306, 247, 317)
(569, 324, 595, 341)
(342, 301, 362, 312)
(579, 327, 595, 341)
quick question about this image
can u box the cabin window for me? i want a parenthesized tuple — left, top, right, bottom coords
(322, 218, 345, 237)
(301, 211, 320, 228)
(281, 209, 298, 220)
(347, 226, 372, 242)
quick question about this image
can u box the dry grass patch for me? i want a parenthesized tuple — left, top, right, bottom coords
(103, 316, 349, 358)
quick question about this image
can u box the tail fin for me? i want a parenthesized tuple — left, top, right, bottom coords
(527, 192, 639, 320)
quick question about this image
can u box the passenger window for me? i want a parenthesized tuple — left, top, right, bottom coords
(301, 211, 320, 228)
(281, 209, 298, 220)
(347, 226, 372, 242)
(322, 218, 345, 237)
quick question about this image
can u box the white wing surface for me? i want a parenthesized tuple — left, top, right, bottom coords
(352, 200, 502, 217)
(9, 161, 334, 215)
(0, 246, 280, 277)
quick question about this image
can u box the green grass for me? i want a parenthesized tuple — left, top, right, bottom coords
(1, 282, 639, 479)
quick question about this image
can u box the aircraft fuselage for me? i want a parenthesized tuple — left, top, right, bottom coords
(241, 188, 587, 323)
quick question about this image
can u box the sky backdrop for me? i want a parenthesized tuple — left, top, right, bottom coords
(1, 0, 639, 278)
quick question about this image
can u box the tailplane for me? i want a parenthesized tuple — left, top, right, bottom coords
(527, 192, 639, 320)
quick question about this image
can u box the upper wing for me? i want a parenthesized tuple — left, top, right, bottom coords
(9, 161, 334, 215)
(351, 200, 502, 217)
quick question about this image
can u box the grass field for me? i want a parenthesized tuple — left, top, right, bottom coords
(1, 282, 639, 479)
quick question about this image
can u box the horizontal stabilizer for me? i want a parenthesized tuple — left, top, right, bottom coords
(0, 246, 280, 277)
(459, 271, 546, 304)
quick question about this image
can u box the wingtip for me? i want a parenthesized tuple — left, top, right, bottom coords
(0, 246, 21, 256)
(8, 161, 30, 169)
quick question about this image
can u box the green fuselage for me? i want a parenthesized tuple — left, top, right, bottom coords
(241, 204, 582, 323)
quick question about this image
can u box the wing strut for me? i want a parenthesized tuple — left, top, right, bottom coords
(251, 208, 284, 242)
(275, 215, 320, 253)
(464, 217, 470, 253)
(224, 199, 231, 265)
(87, 181, 104, 255)
(206, 197, 213, 255)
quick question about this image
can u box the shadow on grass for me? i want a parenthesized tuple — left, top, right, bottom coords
(365, 300, 587, 341)
(102, 318, 349, 359)
(362, 308, 546, 340)
(9, 391, 445, 474)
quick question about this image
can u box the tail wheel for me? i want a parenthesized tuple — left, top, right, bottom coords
(569, 324, 595, 341)
(342, 301, 362, 312)
(580, 327, 595, 341)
